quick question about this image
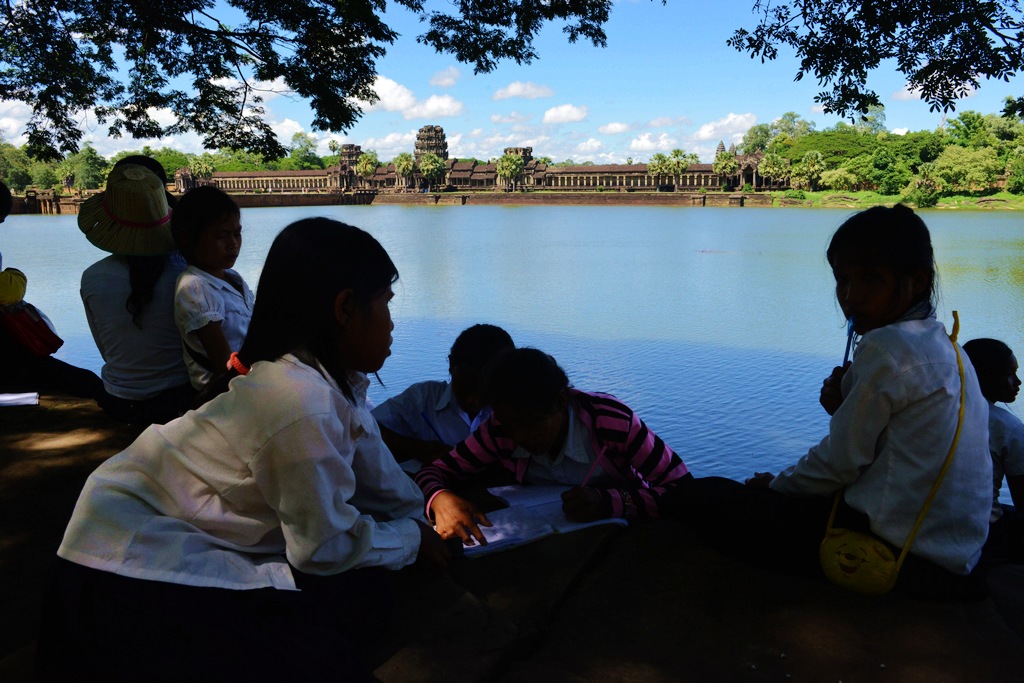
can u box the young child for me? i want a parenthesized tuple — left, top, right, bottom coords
(172, 186, 254, 389)
(675, 204, 991, 597)
(963, 337, 1024, 562)
(38, 219, 448, 680)
(372, 323, 514, 468)
(415, 347, 692, 546)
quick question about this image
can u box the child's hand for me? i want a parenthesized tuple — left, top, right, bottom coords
(416, 440, 455, 465)
(819, 362, 850, 416)
(430, 491, 492, 546)
(561, 486, 603, 522)
(414, 520, 451, 571)
(745, 471, 775, 488)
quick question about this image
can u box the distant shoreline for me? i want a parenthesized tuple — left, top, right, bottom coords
(16, 189, 1024, 216)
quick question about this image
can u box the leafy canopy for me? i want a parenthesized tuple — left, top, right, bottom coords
(730, 1, 1024, 120)
(1, 0, 613, 161)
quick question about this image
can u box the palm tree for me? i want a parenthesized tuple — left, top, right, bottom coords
(712, 150, 739, 190)
(801, 150, 825, 191)
(392, 152, 415, 191)
(417, 152, 446, 191)
(355, 151, 380, 187)
(495, 153, 525, 191)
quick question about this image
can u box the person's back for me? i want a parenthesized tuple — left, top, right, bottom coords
(77, 164, 194, 424)
(81, 253, 189, 399)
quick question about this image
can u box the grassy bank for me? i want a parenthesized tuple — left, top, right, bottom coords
(768, 189, 1024, 211)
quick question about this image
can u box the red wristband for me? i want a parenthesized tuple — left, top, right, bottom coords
(227, 351, 250, 375)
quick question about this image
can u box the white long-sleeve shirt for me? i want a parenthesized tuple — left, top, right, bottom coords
(771, 317, 991, 575)
(58, 354, 425, 590)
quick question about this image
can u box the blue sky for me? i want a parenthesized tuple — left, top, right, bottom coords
(3, 0, 1023, 163)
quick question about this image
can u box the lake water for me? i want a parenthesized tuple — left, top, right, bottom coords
(3, 205, 1023, 484)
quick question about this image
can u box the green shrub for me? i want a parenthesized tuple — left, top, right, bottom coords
(741, 183, 753, 192)
(783, 189, 806, 200)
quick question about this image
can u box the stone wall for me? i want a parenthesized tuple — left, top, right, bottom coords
(371, 191, 775, 207)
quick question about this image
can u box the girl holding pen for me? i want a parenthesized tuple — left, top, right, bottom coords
(676, 205, 991, 597)
(414, 347, 692, 545)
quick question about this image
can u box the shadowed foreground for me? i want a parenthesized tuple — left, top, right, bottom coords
(1, 396, 1021, 682)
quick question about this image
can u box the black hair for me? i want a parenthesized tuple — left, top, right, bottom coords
(171, 186, 240, 263)
(112, 155, 176, 207)
(483, 347, 569, 413)
(199, 218, 398, 404)
(124, 254, 168, 328)
(826, 204, 936, 304)
(963, 338, 1015, 402)
(449, 324, 514, 371)
(0, 180, 12, 220)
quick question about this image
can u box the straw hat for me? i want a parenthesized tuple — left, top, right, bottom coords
(78, 164, 174, 255)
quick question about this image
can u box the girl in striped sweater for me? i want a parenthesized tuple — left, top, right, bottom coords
(415, 347, 691, 546)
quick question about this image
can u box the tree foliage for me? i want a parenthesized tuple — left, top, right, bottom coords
(712, 150, 739, 183)
(729, 1, 1024, 120)
(64, 144, 109, 190)
(495, 153, 526, 189)
(930, 145, 1003, 192)
(356, 151, 380, 180)
(1005, 152, 1024, 193)
(1, 0, 614, 161)
(417, 152, 446, 188)
(283, 133, 325, 171)
(647, 149, 698, 178)
(757, 152, 789, 181)
(392, 152, 415, 189)
(818, 168, 858, 191)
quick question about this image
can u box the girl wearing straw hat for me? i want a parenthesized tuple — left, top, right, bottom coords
(79, 164, 194, 425)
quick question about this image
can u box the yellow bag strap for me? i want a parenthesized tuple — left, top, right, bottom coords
(826, 310, 968, 572)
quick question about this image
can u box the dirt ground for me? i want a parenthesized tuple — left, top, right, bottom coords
(2, 395, 1022, 682)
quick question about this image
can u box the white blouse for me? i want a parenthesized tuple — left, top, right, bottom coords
(58, 354, 425, 590)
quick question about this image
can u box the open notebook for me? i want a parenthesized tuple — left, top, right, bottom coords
(0, 392, 39, 407)
(460, 484, 627, 557)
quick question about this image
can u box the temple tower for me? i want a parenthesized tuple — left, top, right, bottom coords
(415, 125, 449, 163)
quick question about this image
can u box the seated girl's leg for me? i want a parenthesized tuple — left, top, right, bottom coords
(37, 557, 379, 682)
(671, 476, 834, 579)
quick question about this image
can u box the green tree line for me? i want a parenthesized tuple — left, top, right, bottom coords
(737, 106, 1024, 205)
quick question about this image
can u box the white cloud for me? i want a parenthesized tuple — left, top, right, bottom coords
(491, 111, 532, 124)
(360, 130, 418, 158)
(207, 76, 292, 103)
(575, 138, 604, 153)
(598, 122, 630, 135)
(629, 132, 677, 152)
(542, 104, 588, 124)
(362, 76, 417, 112)
(647, 116, 690, 128)
(0, 101, 33, 146)
(892, 85, 922, 101)
(493, 81, 554, 100)
(810, 104, 825, 114)
(891, 127, 909, 136)
(893, 83, 976, 103)
(430, 67, 461, 88)
(270, 118, 307, 145)
(317, 134, 352, 156)
(404, 94, 464, 119)
(469, 128, 483, 138)
(692, 112, 757, 142)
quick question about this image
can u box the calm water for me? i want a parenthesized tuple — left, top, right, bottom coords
(3, 205, 1023, 482)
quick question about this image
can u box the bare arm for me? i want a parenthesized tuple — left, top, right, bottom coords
(194, 320, 233, 372)
(377, 422, 452, 464)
